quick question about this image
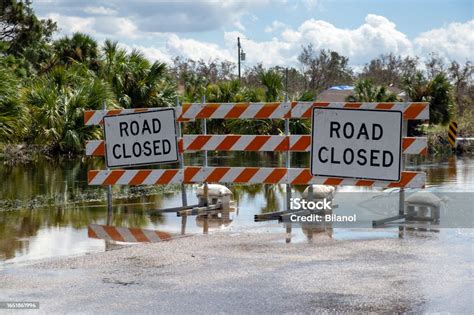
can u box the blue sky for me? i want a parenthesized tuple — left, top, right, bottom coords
(32, 0, 473, 68)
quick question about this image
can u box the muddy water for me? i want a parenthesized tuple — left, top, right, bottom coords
(0, 153, 473, 265)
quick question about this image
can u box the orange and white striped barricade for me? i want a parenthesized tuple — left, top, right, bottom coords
(86, 167, 426, 188)
(88, 224, 182, 243)
(84, 102, 429, 232)
(86, 135, 427, 156)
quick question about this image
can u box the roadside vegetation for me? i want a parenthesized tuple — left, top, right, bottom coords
(0, 1, 473, 162)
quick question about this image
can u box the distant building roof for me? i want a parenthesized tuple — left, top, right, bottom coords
(317, 87, 354, 102)
(328, 85, 354, 91)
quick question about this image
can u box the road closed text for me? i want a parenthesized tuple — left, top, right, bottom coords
(111, 119, 173, 159)
(311, 108, 402, 181)
(316, 121, 395, 168)
(103, 109, 178, 168)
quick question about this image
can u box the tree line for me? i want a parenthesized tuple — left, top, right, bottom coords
(0, 0, 472, 156)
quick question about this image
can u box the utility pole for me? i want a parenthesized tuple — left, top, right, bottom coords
(237, 37, 241, 80)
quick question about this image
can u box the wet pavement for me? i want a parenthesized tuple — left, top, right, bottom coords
(1, 227, 472, 313)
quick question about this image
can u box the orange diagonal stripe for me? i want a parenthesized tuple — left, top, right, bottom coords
(324, 178, 343, 186)
(255, 103, 279, 119)
(129, 170, 152, 185)
(245, 136, 270, 151)
(88, 170, 99, 183)
(155, 231, 172, 241)
(376, 103, 395, 110)
(103, 226, 125, 242)
(403, 103, 426, 120)
(402, 137, 415, 150)
(184, 167, 201, 183)
(291, 170, 313, 185)
(206, 168, 230, 182)
(107, 109, 122, 116)
(104, 170, 125, 185)
(274, 137, 289, 151)
(224, 104, 248, 118)
(93, 142, 105, 156)
(84, 111, 94, 124)
(355, 180, 375, 186)
(187, 136, 211, 151)
(264, 169, 287, 183)
(128, 227, 149, 242)
(234, 168, 259, 182)
(344, 103, 361, 108)
(313, 102, 330, 107)
(156, 170, 179, 184)
(290, 136, 311, 151)
(88, 226, 99, 239)
(197, 103, 219, 118)
(178, 138, 183, 153)
(388, 172, 417, 188)
(216, 135, 241, 150)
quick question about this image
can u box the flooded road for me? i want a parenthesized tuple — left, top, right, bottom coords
(0, 153, 473, 265)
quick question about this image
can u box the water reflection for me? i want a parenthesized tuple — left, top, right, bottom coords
(0, 153, 473, 264)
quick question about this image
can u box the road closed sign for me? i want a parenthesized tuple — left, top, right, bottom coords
(311, 107, 402, 181)
(103, 108, 179, 168)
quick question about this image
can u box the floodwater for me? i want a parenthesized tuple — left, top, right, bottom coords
(0, 152, 473, 266)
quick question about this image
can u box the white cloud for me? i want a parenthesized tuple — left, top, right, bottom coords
(47, 14, 95, 35)
(47, 14, 139, 40)
(167, 35, 234, 61)
(224, 31, 295, 67)
(292, 14, 413, 64)
(234, 20, 246, 32)
(265, 21, 287, 33)
(94, 16, 139, 39)
(83, 6, 117, 16)
(119, 43, 173, 64)
(43, 9, 473, 69)
(414, 20, 474, 62)
(35, 0, 270, 33)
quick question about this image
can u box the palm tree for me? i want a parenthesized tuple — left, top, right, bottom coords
(403, 72, 453, 125)
(53, 33, 99, 69)
(100, 43, 177, 108)
(0, 67, 27, 142)
(260, 69, 283, 102)
(346, 79, 399, 102)
(22, 64, 113, 153)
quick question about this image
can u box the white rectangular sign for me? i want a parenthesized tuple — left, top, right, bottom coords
(103, 108, 179, 168)
(311, 107, 402, 181)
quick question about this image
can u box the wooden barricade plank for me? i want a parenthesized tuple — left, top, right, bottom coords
(87, 167, 426, 188)
(86, 136, 427, 156)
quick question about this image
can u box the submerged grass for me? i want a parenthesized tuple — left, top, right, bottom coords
(0, 184, 181, 212)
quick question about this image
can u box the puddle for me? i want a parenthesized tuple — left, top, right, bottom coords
(1, 153, 473, 265)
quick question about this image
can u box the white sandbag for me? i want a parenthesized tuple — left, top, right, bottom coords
(405, 191, 442, 207)
(302, 185, 335, 200)
(196, 184, 232, 198)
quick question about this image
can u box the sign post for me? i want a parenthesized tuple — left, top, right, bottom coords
(103, 108, 179, 168)
(311, 107, 402, 181)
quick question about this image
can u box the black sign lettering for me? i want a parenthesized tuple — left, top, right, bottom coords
(119, 122, 129, 137)
(383, 151, 393, 167)
(343, 122, 354, 138)
(370, 149, 380, 166)
(372, 123, 383, 140)
(343, 148, 354, 164)
(318, 147, 328, 163)
(330, 122, 340, 138)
